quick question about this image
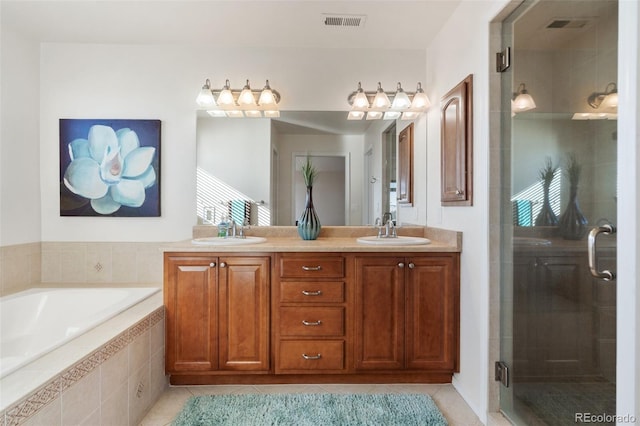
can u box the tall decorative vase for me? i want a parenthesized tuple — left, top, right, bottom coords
(559, 185, 588, 239)
(534, 184, 558, 226)
(297, 186, 321, 240)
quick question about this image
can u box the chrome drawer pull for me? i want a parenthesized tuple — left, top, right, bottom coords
(302, 353, 322, 360)
(302, 320, 322, 326)
(302, 290, 323, 296)
(302, 265, 322, 271)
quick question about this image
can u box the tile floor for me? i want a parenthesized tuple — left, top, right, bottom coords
(140, 383, 483, 425)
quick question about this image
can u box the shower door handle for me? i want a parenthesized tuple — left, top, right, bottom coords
(587, 223, 616, 281)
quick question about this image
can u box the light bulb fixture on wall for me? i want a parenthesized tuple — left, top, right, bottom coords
(572, 82, 618, 120)
(587, 82, 618, 111)
(512, 83, 536, 113)
(195, 78, 281, 118)
(346, 81, 431, 120)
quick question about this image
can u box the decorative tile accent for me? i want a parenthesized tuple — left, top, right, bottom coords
(130, 318, 150, 340)
(1, 309, 164, 425)
(5, 378, 61, 425)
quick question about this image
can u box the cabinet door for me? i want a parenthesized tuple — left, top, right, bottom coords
(512, 254, 538, 377)
(165, 255, 217, 372)
(405, 256, 458, 370)
(354, 256, 405, 370)
(441, 75, 473, 206)
(535, 255, 594, 376)
(218, 256, 270, 371)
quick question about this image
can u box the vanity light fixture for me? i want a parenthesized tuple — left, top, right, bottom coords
(570, 82, 619, 120)
(196, 78, 281, 118)
(512, 83, 536, 113)
(347, 81, 431, 120)
(587, 82, 618, 112)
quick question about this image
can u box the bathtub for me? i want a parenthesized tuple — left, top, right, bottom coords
(0, 287, 159, 379)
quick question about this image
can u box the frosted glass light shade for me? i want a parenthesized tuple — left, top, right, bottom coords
(391, 87, 411, 109)
(238, 81, 257, 106)
(366, 111, 383, 120)
(411, 92, 431, 109)
(196, 88, 215, 107)
(513, 93, 536, 112)
(258, 89, 276, 105)
(600, 92, 618, 110)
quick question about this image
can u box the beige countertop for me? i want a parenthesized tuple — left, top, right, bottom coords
(161, 225, 462, 253)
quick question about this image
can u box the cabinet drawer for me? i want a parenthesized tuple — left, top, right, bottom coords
(279, 256, 345, 278)
(280, 281, 345, 303)
(278, 340, 345, 371)
(279, 307, 344, 337)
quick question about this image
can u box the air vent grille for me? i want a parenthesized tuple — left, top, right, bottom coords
(323, 14, 367, 28)
(546, 18, 590, 29)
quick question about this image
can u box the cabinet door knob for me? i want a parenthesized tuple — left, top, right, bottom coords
(455, 188, 464, 195)
(302, 353, 322, 360)
(408, 262, 415, 269)
(220, 262, 226, 268)
(209, 262, 216, 268)
(302, 290, 323, 296)
(398, 262, 405, 268)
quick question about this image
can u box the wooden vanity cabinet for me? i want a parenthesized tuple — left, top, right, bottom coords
(165, 249, 460, 384)
(353, 254, 460, 374)
(274, 253, 348, 374)
(164, 253, 270, 378)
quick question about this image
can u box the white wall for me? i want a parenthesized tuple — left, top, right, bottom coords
(32, 44, 425, 242)
(425, 1, 510, 422)
(0, 27, 41, 246)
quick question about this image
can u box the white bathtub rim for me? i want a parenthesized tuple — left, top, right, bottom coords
(0, 289, 163, 411)
(0, 286, 160, 379)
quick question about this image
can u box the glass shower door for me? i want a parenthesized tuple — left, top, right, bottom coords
(500, 1, 618, 424)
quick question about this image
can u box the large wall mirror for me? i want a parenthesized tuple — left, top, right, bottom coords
(196, 111, 405, 226)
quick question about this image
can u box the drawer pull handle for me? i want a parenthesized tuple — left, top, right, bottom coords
(302, 265, 322, 271)
(302, 320, 322, 326)
(302, 353, 322, 360)
(302, 290, 323, 296)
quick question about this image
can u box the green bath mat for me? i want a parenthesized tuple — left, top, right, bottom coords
(172, 393, 448, 426)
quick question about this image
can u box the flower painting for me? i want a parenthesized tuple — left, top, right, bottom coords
(60, 119, 161, 216)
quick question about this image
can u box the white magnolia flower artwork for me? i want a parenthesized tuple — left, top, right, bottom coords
(60, 120, 161, 216)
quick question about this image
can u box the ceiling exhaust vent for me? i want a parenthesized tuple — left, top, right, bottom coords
(545, 18, 591, 29)
(322, 14, 367, 28)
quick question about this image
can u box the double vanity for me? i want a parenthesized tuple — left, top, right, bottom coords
(162, 226, 461, 385)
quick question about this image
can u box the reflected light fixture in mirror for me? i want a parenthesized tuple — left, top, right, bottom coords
(195, 78, 281, 118)
(512, 83, 536, 112)
(347, 81, 431, 120)
(572, 82, 618, 121)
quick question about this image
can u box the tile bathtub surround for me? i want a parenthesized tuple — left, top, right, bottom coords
(0, 243, 41, 297)
(0, 301, 166, 426)
(40, 242, 164, 284)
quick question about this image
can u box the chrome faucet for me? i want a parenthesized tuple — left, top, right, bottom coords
(227, 218, 237, 238)
(374, 215, 397, 238)
(238, 219, 250, 238)
(385, 218, 397, 238)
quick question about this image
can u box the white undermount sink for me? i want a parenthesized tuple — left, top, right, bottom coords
(191, 236, 267, 246)
(356, 236, 431, 246)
